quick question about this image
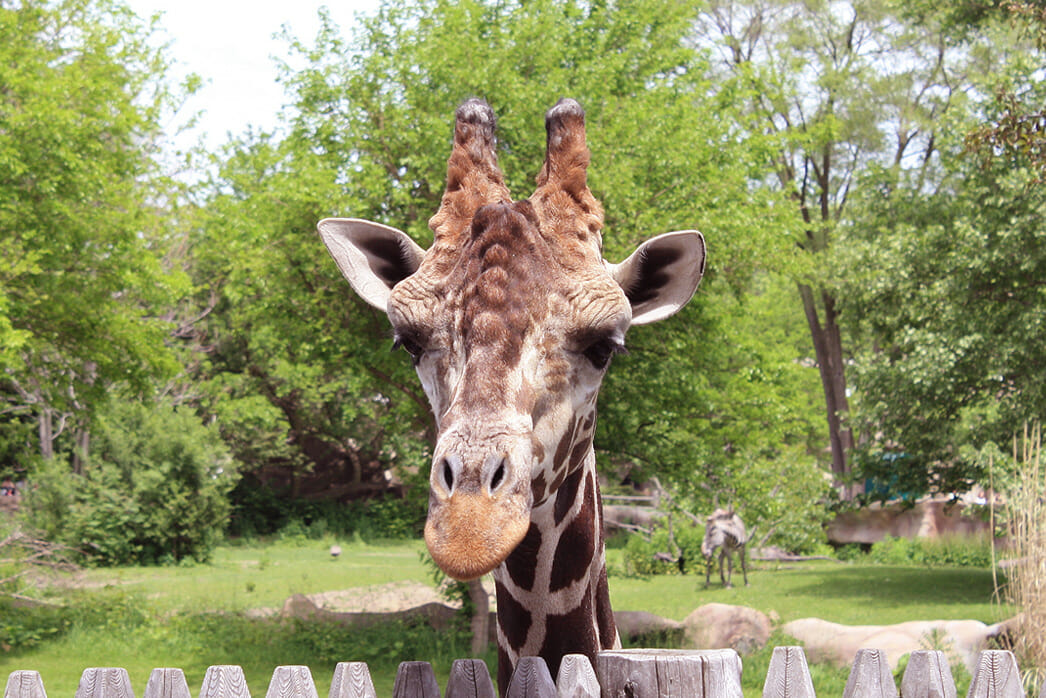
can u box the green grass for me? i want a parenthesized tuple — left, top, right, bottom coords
(55, 538, 431, 613)
(2, 540, 1008, 698)
(606, 554, 1005, 625)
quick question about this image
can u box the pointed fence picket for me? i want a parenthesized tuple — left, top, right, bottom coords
(4, 647, 1042, 698)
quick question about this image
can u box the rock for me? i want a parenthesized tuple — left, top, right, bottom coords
(781, 617, 1015, 675)
(683, 603, 772, 655)
(614, 611, 683, 642)
(281, 593, 460, 632)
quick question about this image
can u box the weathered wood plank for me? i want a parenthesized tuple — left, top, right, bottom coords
(392, 662, 440, 698)
(4, 671, 47, 698)
(144, 669, 191, 698)
(598, 648, 742, 698)
(76, 669, 135, 698)
(966, 650, 1023, 698)
(329, 663, 377, 698)
(556, 654, 599, 698)
(200, 666, 252, 698)
(505, 657, 556, 698)
(843, 648, 896, 698)
(900, 650, 956, 698)
(445, 659, 495, 698)
(762, 646, 815, 698)
(265, 667, 318, 698)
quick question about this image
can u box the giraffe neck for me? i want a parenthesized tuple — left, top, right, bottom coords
(492, 446, 619, 692)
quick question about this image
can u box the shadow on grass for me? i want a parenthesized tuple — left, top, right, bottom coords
(779, 565, 999, 610)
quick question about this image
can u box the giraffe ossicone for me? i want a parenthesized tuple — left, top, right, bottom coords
(318, 97, 705, 692)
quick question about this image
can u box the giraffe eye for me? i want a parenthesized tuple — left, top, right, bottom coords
(392, 334, 426, 365)
(583, 338, 627, 370)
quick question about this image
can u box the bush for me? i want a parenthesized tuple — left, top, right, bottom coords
(24, 400, 239, 565)
(226, 477, 427, 542)
(868, 535, 993, 568)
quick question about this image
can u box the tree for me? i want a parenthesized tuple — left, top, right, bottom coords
(839, 85, 1046, 496)
(0, 0, 191, 471)
(693, 0, 1015, 496)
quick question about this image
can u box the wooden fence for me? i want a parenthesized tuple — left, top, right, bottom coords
(4, 646, 1042, 698)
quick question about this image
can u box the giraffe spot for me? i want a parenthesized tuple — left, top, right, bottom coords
(595, 564, 617, 649)
(552, 415, 576, 469)
(531, 470, 548, 506)
(539, 591, 597, 682)
(496, 581, 532, 652)
(550, 474, 595, 591)
(568, 438, 590, 471)
(505, 523, 541, 592)
(553, 467, 584, 527)
(497, 646, 513, 696)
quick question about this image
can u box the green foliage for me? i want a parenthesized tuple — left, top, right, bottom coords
(0, 0, 194, 463)
(867, 535, 993, 568)
(841, 88, 1046, 494)
(226, 479, 426, 541)
(23, 400, 239, 565)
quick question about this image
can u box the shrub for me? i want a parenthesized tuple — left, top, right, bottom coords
(227, 478, 427, 542)
(867, 535, 992, 568)
(24, 400, 239, 565)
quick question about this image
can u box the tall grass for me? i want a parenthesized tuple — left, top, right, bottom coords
(999, 422, 1046, 695)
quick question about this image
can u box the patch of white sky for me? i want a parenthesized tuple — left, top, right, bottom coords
(125, 0, 381, 155)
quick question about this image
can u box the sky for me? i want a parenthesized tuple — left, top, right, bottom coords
(125, 0, 381, 152)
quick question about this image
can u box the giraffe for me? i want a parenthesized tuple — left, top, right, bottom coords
(701, 508, 750, 588)
(317, 98, 706, 691)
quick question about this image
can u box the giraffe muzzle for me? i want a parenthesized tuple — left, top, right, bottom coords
(424, 450, 532, 580)
(424, 490, 531, 580)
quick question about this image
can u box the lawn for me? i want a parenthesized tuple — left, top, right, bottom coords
(2, 539, 1009, 698)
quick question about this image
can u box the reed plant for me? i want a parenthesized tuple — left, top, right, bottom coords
(996, 422, 1046, 695)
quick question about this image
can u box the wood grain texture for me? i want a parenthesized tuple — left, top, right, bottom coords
(505, 657, 556, 698)
(4, 671, 47, 698)
(392, 662, 441, 698)
(76, 669, 135, 698)
(144, 669, 191, 698)
(900, 650, 957, 698)
(762, 646, 815, 698)
(843, 649, 896, 698)
(445, 659, 495, 698)
(200, 666, 252, 698)
(967, 650, 1023, 698)
(329, 663, 377, 698)
(555, 654, 599, 698)
(265, 667, 318, 698)
(597, 648, 742, 698)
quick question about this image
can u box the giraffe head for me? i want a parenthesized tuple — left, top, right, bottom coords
(319, 99, 705, 581)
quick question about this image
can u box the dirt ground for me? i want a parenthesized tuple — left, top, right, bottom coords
(308, 581, 449, 612)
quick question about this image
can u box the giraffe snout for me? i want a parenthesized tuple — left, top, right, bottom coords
(424, 446, 532, 581)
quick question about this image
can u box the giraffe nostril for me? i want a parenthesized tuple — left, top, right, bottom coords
(490, 460, 506, 493)
(442, 459, 455, 493)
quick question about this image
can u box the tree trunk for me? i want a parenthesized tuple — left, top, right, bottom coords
(799, 283, 857, 499)
(39, 408, 55, 460)
(468, 578, 489, 655)
(72, 428, 90, 474)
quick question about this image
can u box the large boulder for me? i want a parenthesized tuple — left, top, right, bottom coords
(781, 617, 1013, 675)
(682, 603, 772, 655)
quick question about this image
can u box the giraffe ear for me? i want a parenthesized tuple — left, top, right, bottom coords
(609, 230, 706, 325)
(318, 218, 426, 312)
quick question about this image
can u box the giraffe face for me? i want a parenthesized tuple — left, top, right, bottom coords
(318, 98, 706, 583)
(388, 202, 633, 580)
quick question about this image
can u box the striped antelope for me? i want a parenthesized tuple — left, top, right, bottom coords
(702, 508, 750, 588)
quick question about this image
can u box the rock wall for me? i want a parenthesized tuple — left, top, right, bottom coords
(827, 496, 990, 545)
